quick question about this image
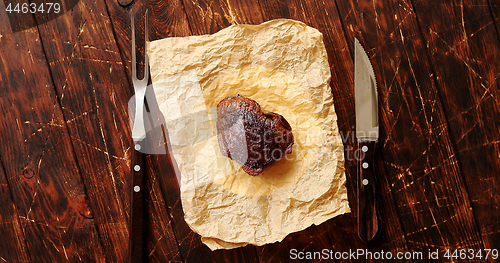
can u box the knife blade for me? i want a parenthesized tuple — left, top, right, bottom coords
(354, 38, 380, 242)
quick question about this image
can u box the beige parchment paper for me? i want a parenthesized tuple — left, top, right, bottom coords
(148, 19, 350, 250)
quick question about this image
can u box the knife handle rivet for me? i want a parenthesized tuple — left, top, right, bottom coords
(134, 165, 141, 172)
(362, 146, 368, 152)
(362, 179, 369, 185)
(135, 144, 141, 151)
(362, 162, 369, 169)
(134, 186, 141, 192)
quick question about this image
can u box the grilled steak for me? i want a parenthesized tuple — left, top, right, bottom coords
(216, 95, 294, 176)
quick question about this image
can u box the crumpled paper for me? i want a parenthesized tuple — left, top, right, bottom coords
(148, 19, 350, 250)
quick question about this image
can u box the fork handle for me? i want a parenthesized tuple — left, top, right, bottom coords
(132, 89, 147, 141)
(129, 140, 147, 263)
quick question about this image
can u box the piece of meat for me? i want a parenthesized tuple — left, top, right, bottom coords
(216, 95, 294, 176)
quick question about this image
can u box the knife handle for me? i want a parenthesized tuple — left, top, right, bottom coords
(129, 141, 147, 263)
(357, 138, 379, 242)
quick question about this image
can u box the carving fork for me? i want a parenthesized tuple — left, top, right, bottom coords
(129, 9, 149, 263)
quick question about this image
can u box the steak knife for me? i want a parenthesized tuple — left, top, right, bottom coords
(354, 38, 380, 242)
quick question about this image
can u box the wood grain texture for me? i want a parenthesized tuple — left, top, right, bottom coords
(181, 0, 230, 35)
(0, 2, 105, 261)
(0, 159, 31, 263)
(182, 0, 264, 34)
(144, 155, 182, 262)
(31, 0, 137, 261)
(336, 0, 485, 257)
(413, 0, 500, 253)
(1, 0, 500, 262)
(492, 0, 500, 38)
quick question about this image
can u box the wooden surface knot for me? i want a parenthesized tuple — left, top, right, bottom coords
(118, 0, 134, 7)
(76, 194, 94, 219)
(22, 168, 35, 179)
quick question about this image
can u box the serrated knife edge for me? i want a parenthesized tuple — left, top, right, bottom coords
(354, 38, 379, 139)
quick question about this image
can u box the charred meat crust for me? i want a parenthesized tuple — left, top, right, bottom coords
(216, 95, 294, 176)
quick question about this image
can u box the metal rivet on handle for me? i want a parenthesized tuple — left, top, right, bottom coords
(135, 144, 141, 151)
(362, 179, 369, 185)
(362, 145, 368, 152)
(134, 165, 141, 172)
(134, 186, 140, 192)
(362, 162, 369, 169)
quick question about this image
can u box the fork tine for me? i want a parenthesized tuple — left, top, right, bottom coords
(131, 11, 137, 80)
(143, 9, 149, 83)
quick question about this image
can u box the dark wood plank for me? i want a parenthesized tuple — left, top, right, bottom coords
(181, 0, 230, 35)
(144, 155, 183, 262)
(28, 0, 143, 261)
(490, 0, 500, 40)
(0, 159, 31, 263)
(217, 0, 266, 25)
(0, 2, 105, 261)
(336, 0, 484, 258)
(256, 224, 337, 263)
(2, 0, 496, 262)
(413, 0, 500, 254)
(182, 0, 264, 36)
(259, 0, 409, 261)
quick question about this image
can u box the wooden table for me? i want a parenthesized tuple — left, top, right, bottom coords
(1, 0, 499, 262)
